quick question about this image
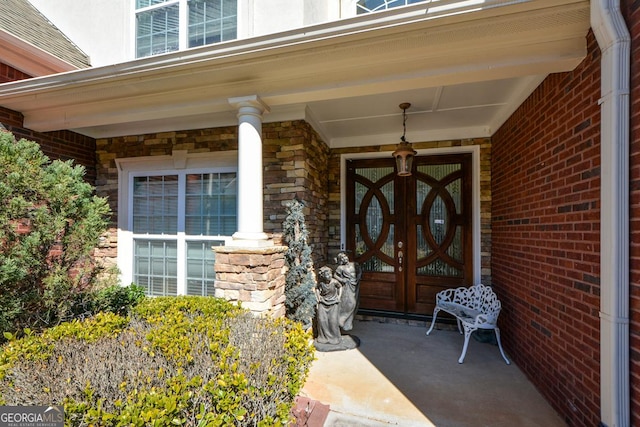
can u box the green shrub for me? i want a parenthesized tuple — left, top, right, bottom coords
(0, 132, 111, 336)
(0, 297, 315, 426)
(92, 283, 146, 316)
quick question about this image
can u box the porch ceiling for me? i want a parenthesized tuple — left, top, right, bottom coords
(0, 0, 590, 147)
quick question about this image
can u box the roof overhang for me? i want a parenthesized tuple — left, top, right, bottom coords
(0, 0, 590, 146)
(0, 29, 79, 77)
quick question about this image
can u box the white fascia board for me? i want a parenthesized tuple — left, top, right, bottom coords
(0, 0, 589, 136)
(0, 29, 79, 76)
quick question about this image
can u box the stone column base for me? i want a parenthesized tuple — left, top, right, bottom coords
(213, 245, 288, 318)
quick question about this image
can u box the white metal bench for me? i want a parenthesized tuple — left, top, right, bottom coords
(426, 284, 510, 364)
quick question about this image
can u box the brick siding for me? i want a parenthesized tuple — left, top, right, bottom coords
(491, 30, 601, 426)
(624, 2, 640, 425)
(0, 62, 96, 183)
(0, 62, 31, 83)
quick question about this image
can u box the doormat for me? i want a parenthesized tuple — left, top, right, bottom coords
(290, 396, 330, 427)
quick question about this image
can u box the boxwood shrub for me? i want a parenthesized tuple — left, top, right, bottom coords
(0, 296, 315, 426)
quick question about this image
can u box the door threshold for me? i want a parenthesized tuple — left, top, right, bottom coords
(356, 309, 457, 327)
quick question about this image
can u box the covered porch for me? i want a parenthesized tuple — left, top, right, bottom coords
(0, 0, 629, 425)
(300, 318, 566, 426)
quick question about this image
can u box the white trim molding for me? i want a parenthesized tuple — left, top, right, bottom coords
(591, 0, 630, 426)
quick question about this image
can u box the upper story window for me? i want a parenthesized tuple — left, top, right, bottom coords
(357, 0, 425, 14)
(136, 0, 237, 58)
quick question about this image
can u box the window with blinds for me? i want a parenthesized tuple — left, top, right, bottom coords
(130, 172, 236, 296)
(135, 0, 237, 58)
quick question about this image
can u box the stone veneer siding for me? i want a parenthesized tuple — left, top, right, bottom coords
(94, 120, 329, 276)
(326, 138, 493, 282)
(492, 30, 601, 426)
(212, 246, 287, 317)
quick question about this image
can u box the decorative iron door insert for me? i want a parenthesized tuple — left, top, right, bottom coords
(346, 154, 472, 314)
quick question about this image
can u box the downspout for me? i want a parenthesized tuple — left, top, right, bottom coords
(591, 1, 630, 426)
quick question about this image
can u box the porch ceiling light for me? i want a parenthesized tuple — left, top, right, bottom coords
(392, 102, 417, 177)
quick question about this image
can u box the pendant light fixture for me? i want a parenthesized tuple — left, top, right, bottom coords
(392, 102, 417, 176)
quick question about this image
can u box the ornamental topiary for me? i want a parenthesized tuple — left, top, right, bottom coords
(282, 198, 318, 329)
(0, 132, 111, 337)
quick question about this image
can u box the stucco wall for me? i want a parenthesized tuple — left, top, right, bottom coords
(492, 30, 601, 426)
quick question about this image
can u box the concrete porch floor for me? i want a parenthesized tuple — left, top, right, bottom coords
(299, 318, 566, 426)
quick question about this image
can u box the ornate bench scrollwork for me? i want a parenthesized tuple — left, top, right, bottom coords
(426, 284, 510, 365)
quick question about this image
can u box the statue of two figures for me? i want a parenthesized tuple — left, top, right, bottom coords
(314, 252, 362, 352)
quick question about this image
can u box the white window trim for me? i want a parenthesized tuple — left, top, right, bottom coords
(116, 150, 237, 291)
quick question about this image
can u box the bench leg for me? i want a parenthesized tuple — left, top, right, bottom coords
(426, 307, 441, 336)
(494, 327, 511, 365)
(458, 326, 475, 364)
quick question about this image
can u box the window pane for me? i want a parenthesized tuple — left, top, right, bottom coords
(188, 0, 237, 48)
(357, 0, 424, 14)
(134, 239, 178, 296)
(136, 0, 171, 9)
(185, 172, 237, 235)
(133, 175, 178, 234)
(136, 4, 180, 58)
(186, 240, 223, 296)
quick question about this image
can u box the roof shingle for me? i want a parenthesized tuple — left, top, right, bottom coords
(0, 0, 91, 69)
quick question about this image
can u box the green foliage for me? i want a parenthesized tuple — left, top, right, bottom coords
(0, 297, 315, 426)
(282, 198, 317, 328)
(92, 284, 146, 316)
(0, 132, 112, 336)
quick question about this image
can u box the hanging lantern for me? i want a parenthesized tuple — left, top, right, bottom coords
(392, 102, 416, 176)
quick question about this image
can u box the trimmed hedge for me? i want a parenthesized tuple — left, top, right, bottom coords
(0, 297, 315, 426)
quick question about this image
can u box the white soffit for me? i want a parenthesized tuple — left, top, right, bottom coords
(0, 0, 590, 144)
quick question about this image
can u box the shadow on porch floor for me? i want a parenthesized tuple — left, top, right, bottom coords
(298, 318, 566, 427)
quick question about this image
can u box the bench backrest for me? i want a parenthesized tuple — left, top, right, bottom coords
(439, 284, 502, 317)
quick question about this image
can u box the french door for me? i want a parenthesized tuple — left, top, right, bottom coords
(346, 154, 473, 315)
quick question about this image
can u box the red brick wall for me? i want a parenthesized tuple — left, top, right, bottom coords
(491, 31, 601, 426)
(0, 106, 97, 183)
(0, 62, 31, 82)
(623, 2, 640, 425)
(0, 62, 96, 183)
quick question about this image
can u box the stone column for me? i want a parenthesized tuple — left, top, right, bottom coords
(213, 245, 288, 318)
(228, 95, 272, 247)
